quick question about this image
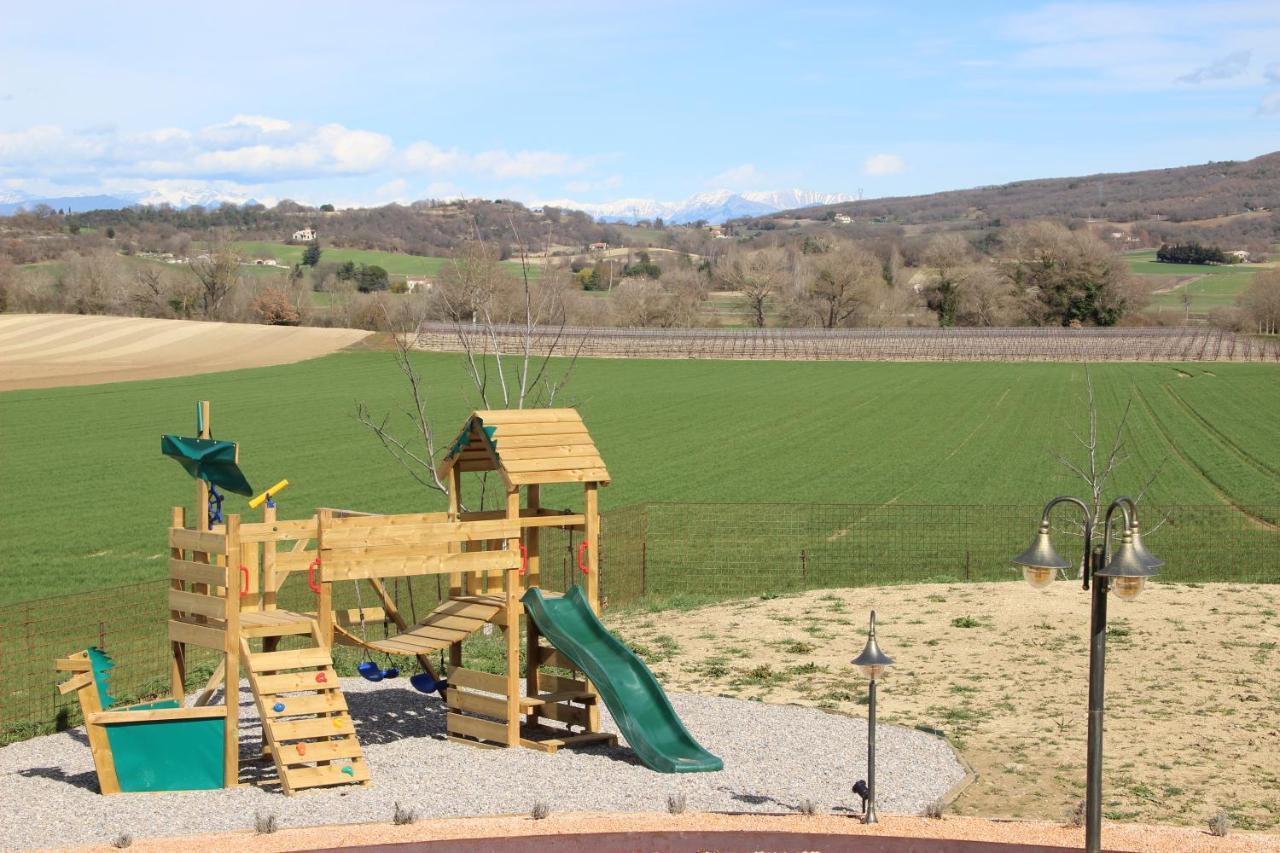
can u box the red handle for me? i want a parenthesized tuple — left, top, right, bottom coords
(308, 557, 322, 594)
(577, 541, 590, 574)
(239, 565, 249, 597)
(518, 543, 528, 575)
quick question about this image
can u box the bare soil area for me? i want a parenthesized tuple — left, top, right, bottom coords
(60, 811, 1280, 852)
(0, 314, 370, 391)
(609, 582, 1280, 831)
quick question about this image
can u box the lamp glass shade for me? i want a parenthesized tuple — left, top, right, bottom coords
(1011, 529, 1071, 572)
(1111, 575, 1147, 601)
(1022, 565, 1055, 589)
(851, 634, 894, 680)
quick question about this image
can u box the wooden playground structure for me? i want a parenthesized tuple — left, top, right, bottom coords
(58, 403, 616, 795)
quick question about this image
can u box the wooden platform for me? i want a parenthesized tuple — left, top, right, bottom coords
(332, 595, 510, 654)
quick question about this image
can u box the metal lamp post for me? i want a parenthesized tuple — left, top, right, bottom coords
(851, 610, 894, 824)
(1011, 496, 1162, 853)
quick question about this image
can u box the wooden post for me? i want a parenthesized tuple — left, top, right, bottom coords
(77, 677, 121, 794)
(222, 514, 241, 789)
(447, 467, 462, 600)
(526, 484, 541, 589)
(169, 506, 187, 702)
(316, 508, 334, 647)
(504, 487, 522, 745)
(583, 482, 602, 734)
(196, 400, 211, 532)
(584, 483, 600, 612)
(261, 504, 277, 611)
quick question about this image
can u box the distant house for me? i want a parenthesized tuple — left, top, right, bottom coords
(833, 213, 853, 224)
(1230, 250, 1251, 261)
(589, 242, 609, 252)
(253, 258, 280, 267)
(292, 228, 317, 242)
(405, 278, 434, 292)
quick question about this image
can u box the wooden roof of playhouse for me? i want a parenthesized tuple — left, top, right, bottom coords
(437, 409, 610, 488)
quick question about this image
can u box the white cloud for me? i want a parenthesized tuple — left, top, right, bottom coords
(1266, 61, 1280, 83)
(863, 153, 906, 176)
(566, 174, 623, 193)
(403, 142, 591, 179)
(1259, 90, 1280, 115)
(1178, 50, 1251, 84)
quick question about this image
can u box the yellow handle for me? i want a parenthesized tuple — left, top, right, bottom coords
(249, 479, 289, 509)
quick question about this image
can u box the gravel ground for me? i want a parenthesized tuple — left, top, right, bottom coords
(0, 680, 965, 849)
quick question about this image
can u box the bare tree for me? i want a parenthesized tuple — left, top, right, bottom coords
(803, 241, 885, 328)
(1051, 369, 1166, 575)
(1238, 268, 1280, 335)
(717, 247, 785, 328)
(189, 240, 241, 318)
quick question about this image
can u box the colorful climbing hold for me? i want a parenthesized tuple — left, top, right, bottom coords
(332, 716, 343, 729)
(340, 765, 354, 777)
(272, 702, 286, 713)
(295, 743, 307, 756)
(315, 672, 327, 683)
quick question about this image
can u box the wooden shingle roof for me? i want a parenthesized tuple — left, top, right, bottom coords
(437, 409, 610, 488)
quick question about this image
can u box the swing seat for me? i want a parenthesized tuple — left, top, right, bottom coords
(357, 661, 385, 682)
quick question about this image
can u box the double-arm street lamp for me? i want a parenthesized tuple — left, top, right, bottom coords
(1011, 495, 1162, 853)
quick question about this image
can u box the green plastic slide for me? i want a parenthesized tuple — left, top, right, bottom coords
(521, 585, 723, 773)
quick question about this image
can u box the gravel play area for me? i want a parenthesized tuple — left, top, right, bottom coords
(0, 680, 965, 849)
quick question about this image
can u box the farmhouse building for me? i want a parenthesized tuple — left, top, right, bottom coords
(292, 228, 317, 242)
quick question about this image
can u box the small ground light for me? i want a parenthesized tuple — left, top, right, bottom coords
(851, 610, 893, 824)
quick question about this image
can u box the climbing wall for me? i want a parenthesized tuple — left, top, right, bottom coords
(239, 620, 369, 794)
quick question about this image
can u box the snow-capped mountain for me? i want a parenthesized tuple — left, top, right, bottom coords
(539, 189, 857, 224)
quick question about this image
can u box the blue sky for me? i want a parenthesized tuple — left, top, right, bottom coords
(2, 1, 1279, 208)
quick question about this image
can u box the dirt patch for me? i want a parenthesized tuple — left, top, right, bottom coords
(0, 314, 370, 391)
(609, 583, 1280, 831)
(61, 811, 1280, 852)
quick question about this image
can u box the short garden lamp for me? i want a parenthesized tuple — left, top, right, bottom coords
(851, 610, 893, 824)
(1011, 496, 1163, 853)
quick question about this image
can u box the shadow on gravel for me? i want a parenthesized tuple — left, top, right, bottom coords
(17, 765, 99, 792)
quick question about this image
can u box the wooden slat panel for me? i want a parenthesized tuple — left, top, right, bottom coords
(333, 606, 388, 626)
(168, 559, 230, 586)
(168, 528, 227, 555)
(485, 421, 589, 437)
(57, 672, 94, 695)
(367, 634, 452, 653)
(168, 618, 225, 650)
(535, 701, 590, 728)
(255, 668, 339, 695)
(508, 468, 610, 485)
(321, 549, 519, 582)
(538, 672, 588, 694)
(446, 712, 509, 744)
(271, 715, 355, 741)
(321, 518, 520, 549)
(449, 667, 509, 695)
(274, 550, 317, 572)
(492, 444, 598, 460)
(500, 455, 607, 474)
(93, 706, 228, 724)
(248, 647, 332, 673)
(284, 760, 370, 789)
(475, 408, 582, 424)
(537, 647, 576, 670)
(447, 689, 508, 721)
(276, 737, 363, 765)
(263, 692, 348, 718)
(168, 589, 226, 619)
(237, 518, 319, 543)
(432, 599, 504, 620)
(486, 430, 592, 446)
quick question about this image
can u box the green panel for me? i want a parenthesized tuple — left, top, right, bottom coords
(522, 585, 722, 773)
(86, 647, 117, 709)
(160, 435, 253, 496)
(104, 700, 226, 792)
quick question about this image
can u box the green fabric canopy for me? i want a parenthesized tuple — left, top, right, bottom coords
(160, 435, 253, 496)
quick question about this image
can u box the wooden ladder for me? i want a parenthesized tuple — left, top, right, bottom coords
(240, 619, 369, 795)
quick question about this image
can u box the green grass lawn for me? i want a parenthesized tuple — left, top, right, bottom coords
(1124, 250, 1265, 314)
(232, 241, 534, 279)
(2, 354, 1277, 603)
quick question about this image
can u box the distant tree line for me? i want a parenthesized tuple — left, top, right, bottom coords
(1156, 242, 1226, 265)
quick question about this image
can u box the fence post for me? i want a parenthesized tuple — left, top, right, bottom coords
(801, 548, 808, 587)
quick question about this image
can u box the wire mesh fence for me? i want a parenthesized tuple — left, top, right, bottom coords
(2, 501, 1275, 743)
(413, 323, 1280, 363)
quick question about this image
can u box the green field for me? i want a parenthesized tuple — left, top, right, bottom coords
(232, 241, 533, 279)
(1124, 250, 1266, 314)
(1, 353, 1277, 604)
